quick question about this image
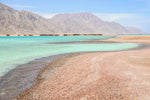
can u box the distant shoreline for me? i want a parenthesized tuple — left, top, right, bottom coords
(0, 33, 103, 37)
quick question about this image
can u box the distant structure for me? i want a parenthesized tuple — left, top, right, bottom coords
(3, 33, 103, 36)
(71, 34, 102, 36)
(29, 34, 33, 36)
(40, 34, 54, 36)
(6, 34, 10, 36)
(40, 34, 102, 36)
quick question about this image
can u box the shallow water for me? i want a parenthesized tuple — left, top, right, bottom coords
(0, 36, 139, 77)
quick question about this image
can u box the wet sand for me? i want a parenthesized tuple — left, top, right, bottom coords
(0, 54, 72, 100)
(17, 35, 150, 100)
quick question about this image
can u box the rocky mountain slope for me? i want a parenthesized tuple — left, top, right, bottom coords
(0, 3, 147, 35)
(50, 13, 128, 35)
(125, 27, 147, 34)
(0, 3, 55, 35)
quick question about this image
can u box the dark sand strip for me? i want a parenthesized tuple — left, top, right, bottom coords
(0, 54, 70, 100)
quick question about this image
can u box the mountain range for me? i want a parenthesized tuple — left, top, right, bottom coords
(0, 3, 148, 36)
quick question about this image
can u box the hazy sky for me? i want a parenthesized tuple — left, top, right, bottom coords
(1, 0, 150, 33)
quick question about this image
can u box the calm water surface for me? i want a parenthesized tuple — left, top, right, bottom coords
(0, 36, 139, 77)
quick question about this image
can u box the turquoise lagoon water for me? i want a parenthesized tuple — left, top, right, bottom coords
(0, 36, 139, 77)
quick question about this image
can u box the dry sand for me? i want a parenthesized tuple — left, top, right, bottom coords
(18, 36, 150, 100)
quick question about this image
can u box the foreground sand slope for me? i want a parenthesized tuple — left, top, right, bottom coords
(19, 36, 150, 100)
(20, 52, 150, 99)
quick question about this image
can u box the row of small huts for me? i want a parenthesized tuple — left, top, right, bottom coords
(5, 33, 103, 36)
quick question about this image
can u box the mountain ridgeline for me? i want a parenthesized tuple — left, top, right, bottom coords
(0, 3, 147, 36)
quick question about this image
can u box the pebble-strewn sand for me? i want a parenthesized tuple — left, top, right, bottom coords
(18, 36, 150, 100)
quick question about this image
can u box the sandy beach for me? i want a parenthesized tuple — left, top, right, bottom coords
(16, 35, 150, 100)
